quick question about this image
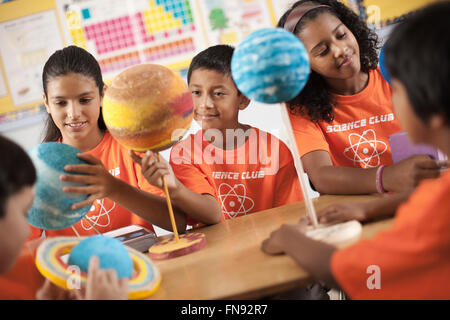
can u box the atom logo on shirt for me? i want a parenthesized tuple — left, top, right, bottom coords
(344, 129, 388, 168)
(81, 199, 116, 231)
(218, 183, 255, 219)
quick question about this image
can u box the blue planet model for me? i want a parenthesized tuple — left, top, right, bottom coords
(27, 142, 91, 230)
(68, 236, 133, 279)
(379, 43, 391, 85)
(231, 27, 310, 104)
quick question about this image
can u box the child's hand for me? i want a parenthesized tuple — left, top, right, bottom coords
(261, 229, 285, 255)
(313, 202, 369, 225)
(129, 150, 180, 193)
(261, 218, 308, 255)
(60, 153, 119, 210)
(74, 256, 128, 300)
(36, 279, 77, 300)
(383, 155, 449, 192)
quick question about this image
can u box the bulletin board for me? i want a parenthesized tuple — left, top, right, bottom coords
(363, 0, 438, 27)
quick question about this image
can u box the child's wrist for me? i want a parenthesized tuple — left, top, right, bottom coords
(166, 179, 183, 200)
(108, 177, 126, 200)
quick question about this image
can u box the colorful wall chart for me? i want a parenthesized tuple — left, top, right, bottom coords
(196, 0, 274, 46)
(55, 0, 207, 81)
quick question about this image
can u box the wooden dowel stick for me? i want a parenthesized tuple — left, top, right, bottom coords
(83, 217, 102, 235)
(71, 226, 80, 238)
(280, 103, 319, 228)
(157, 153, 180, 242)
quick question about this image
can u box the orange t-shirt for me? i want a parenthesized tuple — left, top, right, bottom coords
(29, 132, 164, 238)
(289, 67, 402, 168)
(170, 126, 303, 223)
(0, 240, 44, 300)
(331, 170, 450, 299)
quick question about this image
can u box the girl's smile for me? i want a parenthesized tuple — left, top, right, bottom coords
(338, 53, 354, 69)
(66, 121, 88, 130)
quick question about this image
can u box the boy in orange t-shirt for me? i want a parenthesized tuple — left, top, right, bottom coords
(0, 136, 128, 300)
(171, 126, 301, 221)
(262, 2, 450, 299)
(166, 45, 303, 225)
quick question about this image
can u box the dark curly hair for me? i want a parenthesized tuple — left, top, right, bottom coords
(278, 0, 379, 123)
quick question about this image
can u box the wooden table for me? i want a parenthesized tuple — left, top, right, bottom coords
(149, 195, 394, 300)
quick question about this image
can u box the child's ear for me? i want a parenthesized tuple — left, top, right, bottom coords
(429, 114, 446, 130)
(42, 92, 50, 113)
(101, 85, 107, 100)
(238, 94, 250, 111)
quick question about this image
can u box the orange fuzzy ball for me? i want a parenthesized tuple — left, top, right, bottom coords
(102, 64, 193, 152)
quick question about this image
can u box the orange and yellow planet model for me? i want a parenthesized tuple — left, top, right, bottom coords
(102, 64, 193, 152)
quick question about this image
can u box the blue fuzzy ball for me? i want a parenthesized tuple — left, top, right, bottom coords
(231, 27, 310, 104)
(27, 142, 91, 230)
(68, 236, 133, 279)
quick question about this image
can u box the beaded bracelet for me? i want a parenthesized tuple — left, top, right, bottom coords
(375, 165, 386, 193)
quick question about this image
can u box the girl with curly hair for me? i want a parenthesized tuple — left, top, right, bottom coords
(263, 1, 450, 299)
(278, 0, 445, 196)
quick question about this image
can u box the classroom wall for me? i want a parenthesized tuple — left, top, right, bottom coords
(1, 114, 45, 150)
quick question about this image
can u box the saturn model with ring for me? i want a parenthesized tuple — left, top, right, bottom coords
(35, 236, 161, 300)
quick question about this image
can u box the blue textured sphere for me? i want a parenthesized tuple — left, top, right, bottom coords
(27, 142, 91, 230)
(231, 28, 310, 104)
(379, 44, 391, 85)
(68, 236, 133, 279)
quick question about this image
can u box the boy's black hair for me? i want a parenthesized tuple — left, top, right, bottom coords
(278, 0, 379, 123)
(42, 45, 106, 142)
(0, 136, 36, 218)
(385, 1, 450, 124)
(187, 45, 240, 94)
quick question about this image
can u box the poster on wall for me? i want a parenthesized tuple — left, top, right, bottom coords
(0, 10, 64, 107)
(196, 0, 274, 46)
(269, 0, 296, 22)
(55, 0, 208, 80)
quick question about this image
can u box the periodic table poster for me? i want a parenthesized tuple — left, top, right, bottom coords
(55, 0, 208, 81)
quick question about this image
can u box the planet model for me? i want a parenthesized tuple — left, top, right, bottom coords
(68, 235, 133, 279)
(27, 142, 91, 230)
(35, 236, 162, 299)
(231, 27, 310, 104)
(102, 64, 194, 152)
